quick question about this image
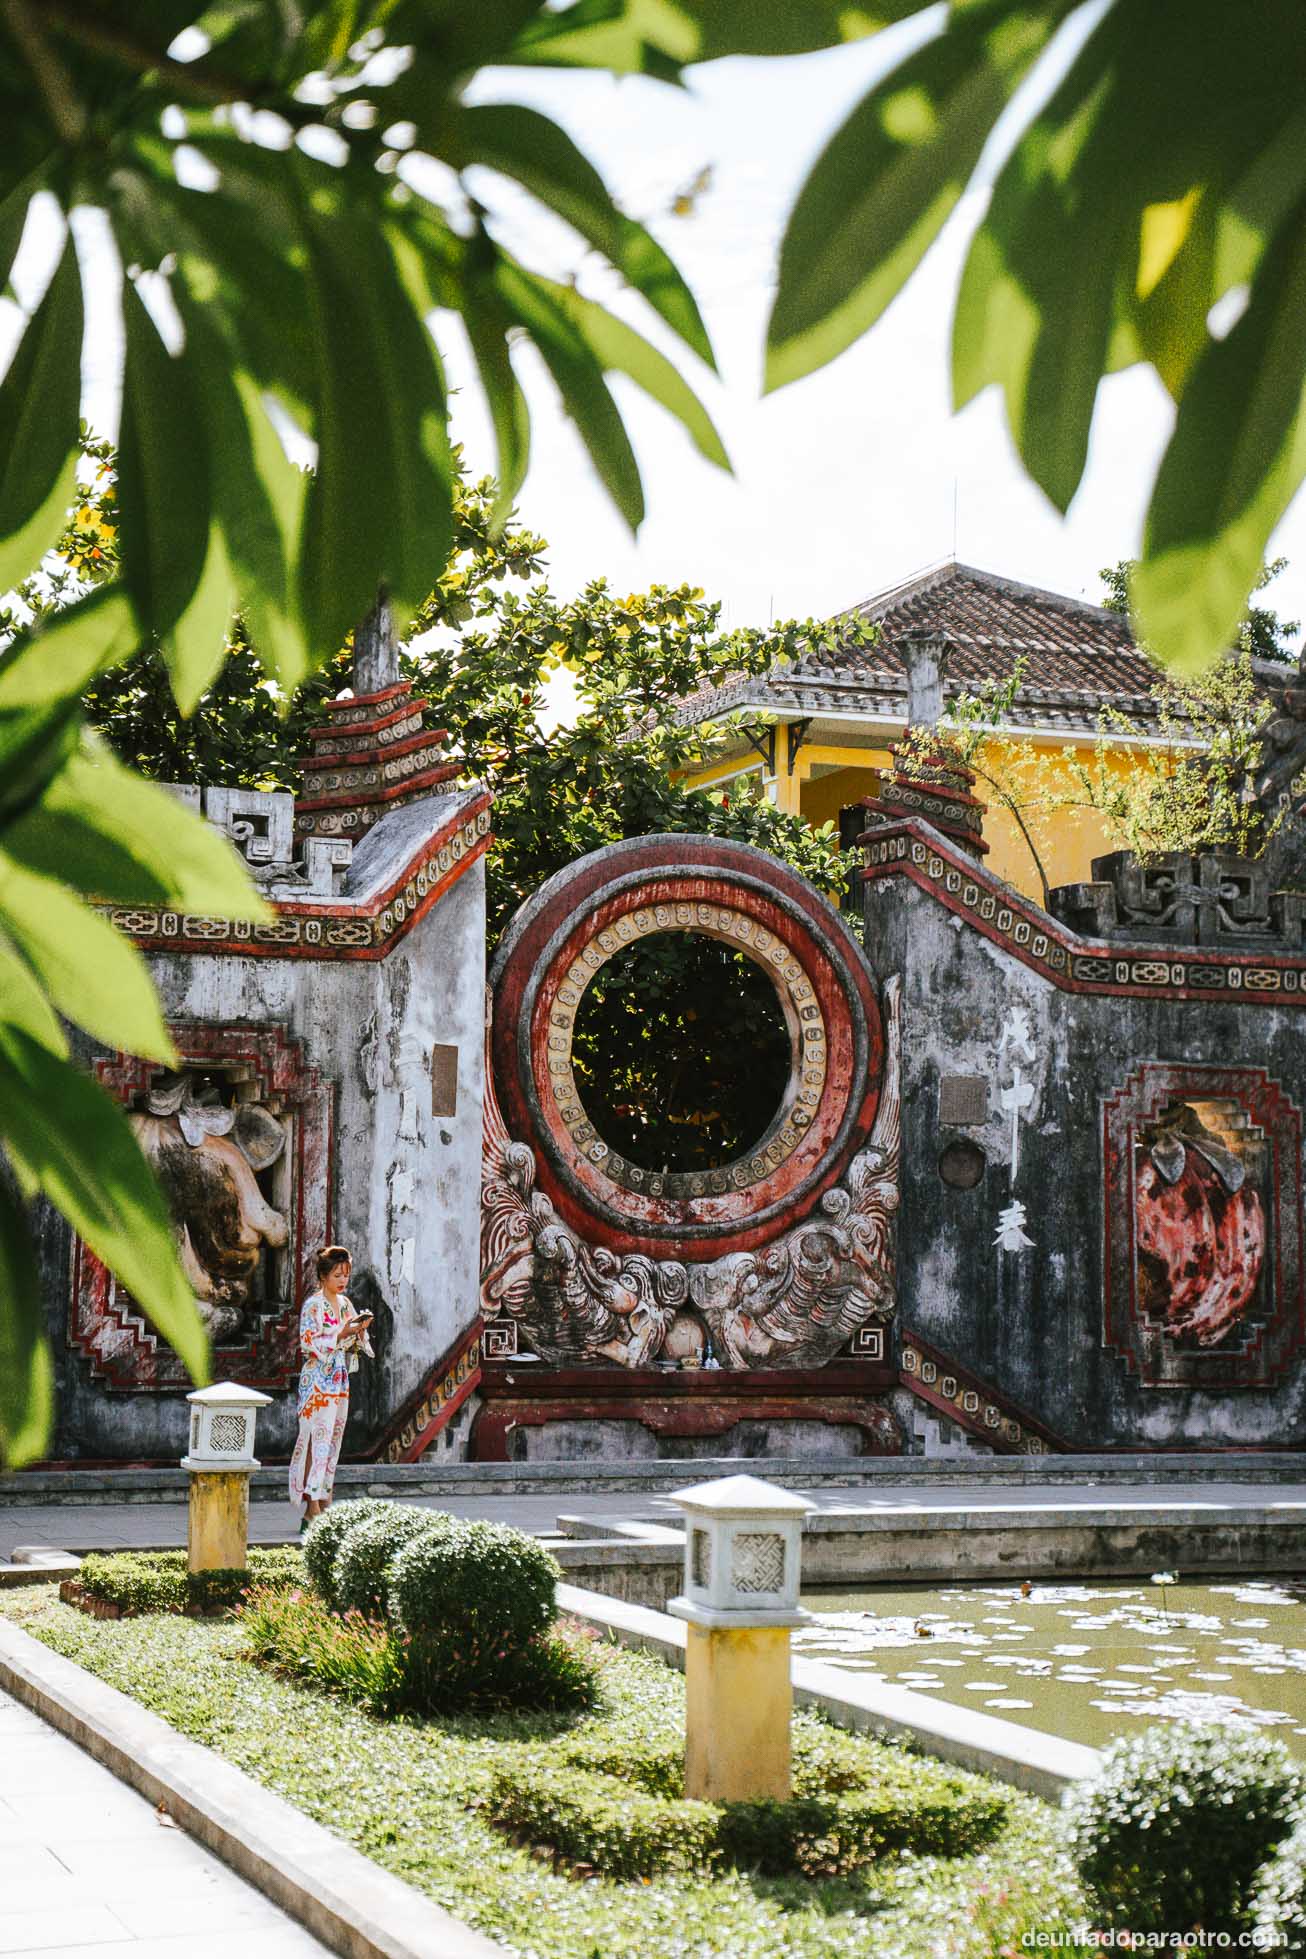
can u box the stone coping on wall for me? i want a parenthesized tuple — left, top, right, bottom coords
(9, 1452, 1306, 1507)
(553, 1584, 1100, 1800)
(862, 817, 1306, 1007)
(107, 786, 492, 962)
(0, 1619, 507, 1959)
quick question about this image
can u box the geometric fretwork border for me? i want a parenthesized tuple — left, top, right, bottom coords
(1102, 1062, 1306, 1390)
(69, 1023, 333, 1393)
(863, 821, 1306, 1008)
(899, 1333, 1065, 1453)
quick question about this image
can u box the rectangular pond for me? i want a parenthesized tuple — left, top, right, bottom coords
(796, 1578, 1306, 1755)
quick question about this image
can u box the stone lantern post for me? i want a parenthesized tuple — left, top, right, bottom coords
(668, 1474, 813, 1802)
(182, 1382, 271, 1573)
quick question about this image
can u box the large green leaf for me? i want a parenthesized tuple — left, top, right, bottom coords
(0, 939, 68, 1057)
(493, 259, 644, 529)
(512, 0, 893, 70)
(0, 1026, 209, 1389)
(0, 232, 83, 591)
(953, 0, 1306, 513)
(450, 103, 714, 368)
(1135, 207, 1306, 673)
(537, 275, 728, 468)
(0, 849, 176, 1063)
(3, 730, 273, 919)
(0, 1182, 52, 1469)
(767, 5, 1062, 393)
(298, 194, 453, 649)
(116, 280, 216, 699)
(0, 590, 141, 818)
(459, 286, 532, 528)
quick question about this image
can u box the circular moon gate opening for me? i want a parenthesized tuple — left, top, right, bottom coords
(490, 836, 885, 1259)
(570, 931, 794, 1175)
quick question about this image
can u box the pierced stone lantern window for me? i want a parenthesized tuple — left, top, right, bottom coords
(183, 1382, 272, 1473)
(668, 1474, 813, 1628)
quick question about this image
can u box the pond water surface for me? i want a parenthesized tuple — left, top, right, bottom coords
(797, 1579, 1306, 1754)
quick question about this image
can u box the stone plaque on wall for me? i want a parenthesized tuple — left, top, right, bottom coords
(938, 1075, 988, 1127)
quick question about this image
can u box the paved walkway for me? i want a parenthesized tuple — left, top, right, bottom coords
(0, 1687, 331, 1957)
(6, 1479, 1306, 1562)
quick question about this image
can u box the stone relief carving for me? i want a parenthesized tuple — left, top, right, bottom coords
(481, 977, 901, 1370)
(129, 1071, 289, 1342)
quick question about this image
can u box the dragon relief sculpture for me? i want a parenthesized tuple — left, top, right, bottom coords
(480, 976, 901, 1369)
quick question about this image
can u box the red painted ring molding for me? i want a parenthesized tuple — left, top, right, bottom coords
(490, 835, 883, 1258)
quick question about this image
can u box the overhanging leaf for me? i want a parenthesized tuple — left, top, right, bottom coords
(1135, 206, 1306, 672)
(0, 232, 83, 592)
(0, 1026, 209, 1389)
(453, 103, 714, 368)
(493, 258, 643, 529)
(537, 275, 728, 468)
(0, 1182, 52, 1468)
(116, 279, 214, 694)
(0, 939, 68, 1057)
(767, 7, 1061, 392)
(3, 729, 273, 919)
(0, 590, 141, 817)
(0, 848, 177, 1063)
(298, 192, 453, 651)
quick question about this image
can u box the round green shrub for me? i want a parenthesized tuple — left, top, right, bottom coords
(387, 1519, 559, 1650)
(301, 1499, 395, 1608)
(1065, 1722, 1301, 1935)
(1252, 1806, 1306, 1953)
(332, 1506, 452, 1620)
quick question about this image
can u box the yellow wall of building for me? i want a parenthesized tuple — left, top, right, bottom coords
(679, 732, 1146, 910)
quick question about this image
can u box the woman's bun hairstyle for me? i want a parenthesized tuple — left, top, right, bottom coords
(315, 1243, 352, 1281)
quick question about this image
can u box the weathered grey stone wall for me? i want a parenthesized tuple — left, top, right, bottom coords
(863, 873, 1306, 1449)
(41, 803, 486, 1464)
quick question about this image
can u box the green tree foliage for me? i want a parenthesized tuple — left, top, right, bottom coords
(572, 937, 792, 1173)
(766, 0, 1306, 676)
(0, 0, 880, 1465)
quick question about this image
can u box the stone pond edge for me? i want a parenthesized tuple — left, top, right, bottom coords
(0, 1618, 508, 1959)
(555, 1582, 1103, 1801)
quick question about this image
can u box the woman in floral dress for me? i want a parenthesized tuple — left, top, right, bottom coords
(288, 1245, 372, 1523)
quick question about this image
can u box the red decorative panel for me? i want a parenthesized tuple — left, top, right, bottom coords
(70, 1024, 333, 1392)
(1103, 1064, 1306, 1389)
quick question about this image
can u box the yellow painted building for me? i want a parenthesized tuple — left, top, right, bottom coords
(676, 562, 1169, 907)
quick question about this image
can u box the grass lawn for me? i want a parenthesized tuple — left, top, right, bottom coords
(2, 1586, 1087, 1958)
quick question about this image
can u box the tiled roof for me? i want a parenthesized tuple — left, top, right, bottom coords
(673, 561, 1166, 735)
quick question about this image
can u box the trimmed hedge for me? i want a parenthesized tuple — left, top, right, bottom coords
(300, 1499, 395, 1608)
(76, 1547, 302, 1616)
(1065, 1722, 1302, 1935)
(484, 1730, 1008, 1879)
(487, 1764, 721, 1880)
(332, 1508, 452, 1619)
(387, 1520, 559, 1646)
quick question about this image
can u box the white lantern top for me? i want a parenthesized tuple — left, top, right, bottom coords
(670, 1474, 815, 1521)
(186, 1381, 273, 1408)
(667, 1474, 813, 1629)
(183, 1380, 272, 1473)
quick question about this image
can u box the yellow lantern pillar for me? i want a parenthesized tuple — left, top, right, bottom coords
(182, 1382, 271, 1573)
(668, 1475, 813, 1803)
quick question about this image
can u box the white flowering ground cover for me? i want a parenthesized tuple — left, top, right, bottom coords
(798, 1579, 1306, 1753)
(2, 1586, 1084, 1959)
